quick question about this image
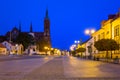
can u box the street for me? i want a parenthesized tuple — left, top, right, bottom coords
(0, 56, 120, 80)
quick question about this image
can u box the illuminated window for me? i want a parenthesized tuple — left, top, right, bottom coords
(106, 31, 109, 35)
(98, 35, 100, 40)
(114, 25, 119, 37)
(101, 32, 105, 39)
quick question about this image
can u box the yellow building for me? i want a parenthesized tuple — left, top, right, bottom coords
(112, 16, 120, 44)
(92, 12, 120, 58)
(80, 42, 86, 56)
(92, 19, 113, 41)
(0, 43, 7, 55)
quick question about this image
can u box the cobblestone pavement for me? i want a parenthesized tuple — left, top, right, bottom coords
(0, 56, 120, 80)
(0, 56, 54, 80)
(24, 57, 64, 80)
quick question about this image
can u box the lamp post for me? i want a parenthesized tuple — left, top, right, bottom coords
(69, 40, 79, 56)
(85, 29, 95, 36)
(44, 46, 48, 55)
(85, 29, 95, 59)
(74, 40, 80, 44)
(74, 40, 80, 49)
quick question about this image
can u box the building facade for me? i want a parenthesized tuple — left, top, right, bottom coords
(0, 43, 6, 55)
(91, 11, 120, 58)
(2, 41, 23, 55)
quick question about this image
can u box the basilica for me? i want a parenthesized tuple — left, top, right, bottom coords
(0, 9, 51, 51)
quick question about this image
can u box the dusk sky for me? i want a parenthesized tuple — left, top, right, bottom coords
(0, 0, 120, 50)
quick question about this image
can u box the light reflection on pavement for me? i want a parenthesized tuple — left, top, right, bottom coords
(63, 56, 120, 78)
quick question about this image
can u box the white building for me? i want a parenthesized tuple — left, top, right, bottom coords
(2, 41, 23, 55)
(85, 38, 95, 57)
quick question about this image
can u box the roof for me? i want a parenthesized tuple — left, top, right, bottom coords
(0, 43, 6, 48)
(34, 32, 44, 37)
(12, 27, 19, 32)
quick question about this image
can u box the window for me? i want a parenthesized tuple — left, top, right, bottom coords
(98, 35, 100, 40)
(106, 31, 109, 35)
(101, 32, 105, 39)
(117, 27, 119, 36)
(114, 25, 119, 37)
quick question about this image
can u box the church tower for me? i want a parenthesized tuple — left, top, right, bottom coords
(30, 22, 33, 32)
(44, 9, 51, 48)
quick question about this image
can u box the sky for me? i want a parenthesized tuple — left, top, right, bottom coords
(0, 0, 120, 50)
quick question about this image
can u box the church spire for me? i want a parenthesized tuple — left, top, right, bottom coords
(45, 8, 49, 19)
(30, 22, 33, 32)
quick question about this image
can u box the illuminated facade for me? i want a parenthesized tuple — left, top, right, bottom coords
(84, 38, 94, 57)
(91, 11, 120, 58)
(2, 41, 23, 55)
(0, 43, 6, 55)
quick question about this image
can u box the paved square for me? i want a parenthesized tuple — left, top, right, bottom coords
(0, 56, 120, 80)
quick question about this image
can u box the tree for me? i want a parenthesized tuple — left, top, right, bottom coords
(76, 47, 86, 57)
(76, 47, 86, 52)
(94, 39, 119, 59)
(15, 33, 35, 50)
(70, 50, 76, 56)
(0, 36, 7, 42)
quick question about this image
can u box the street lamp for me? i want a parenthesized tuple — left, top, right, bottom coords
(85, 29, 95, 59)
(74, 40, 80, 44)
(44, 46, 48, 55)
(70, 45, 75, 51)
(85, 29, 95, 35)
(74, 40, 80, 49)
(69, 40, 81, 55)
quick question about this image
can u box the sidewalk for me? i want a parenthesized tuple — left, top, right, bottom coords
(77, 57, 120, 64)
(98, 58, 120, 64)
